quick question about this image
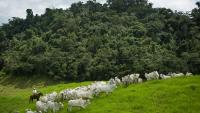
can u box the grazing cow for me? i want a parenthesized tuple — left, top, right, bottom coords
(36, 101, 48, 113)
(26, 109, 42, 113)
(68, 98, 90, 112)
(122, 76, 130, 86)
(121, 73, 140, 86)
(47, 101, 63, 113)
(145, 71, 159, 80)
(171, 73, 184, 78)
(114, 77, 121, 85)
(129, 74, 140, 83)
(75, 90, 93, 99)
(160, 74, 171, 79)
(39, 95, 48, 103)
(94, 84, 116, 96)
(47, 92, 58, 102)
(186, 72, 193, 76)
(108, 78, 116, 85)
(138, 78, 143, 83)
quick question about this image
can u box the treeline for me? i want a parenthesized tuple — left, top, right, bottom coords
(0, 0, 200, 81)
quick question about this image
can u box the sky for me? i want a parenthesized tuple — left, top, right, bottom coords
(0, 0, 198, 25)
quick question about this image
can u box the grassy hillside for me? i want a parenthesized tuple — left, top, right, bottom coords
(0, 75, 91, 113)
(0, 76, 200, 113)
(79, 76, 200, 113)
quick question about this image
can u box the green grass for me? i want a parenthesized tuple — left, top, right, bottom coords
(0, 75, 91, 113)
(78, 76, 200, 113)
(0, 76, 200, 113)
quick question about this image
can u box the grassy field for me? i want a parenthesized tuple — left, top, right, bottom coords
(0, 75, 200, 113)
(0, 75, 91, 113)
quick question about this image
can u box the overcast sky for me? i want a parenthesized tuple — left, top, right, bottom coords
(0, 0, 198, 25)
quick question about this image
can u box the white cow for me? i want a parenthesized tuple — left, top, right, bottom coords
(89, 81, 107, 95)
(171, 73, 184, 78)
(47, 101, 63, 113)
(122, 76, 131, 85)
(94, 84, 116, 95)
(186, 72, 193, 76)
(114, 77, 121, 85)
(122, 73, 140, 85)
(68, 98, 90, 111)
(26, 109, 42, 113)
(145, 71, 159, 80)
(65, 89, 78, 100)
(108, 78, 116, 85)
(40, 95, 48, 103)
(75, 90, 93, 99)
(47, 92, 58, 102)
(129, 74, 140, 83)
(138, 78, 143, 83)
(39, 92, 58, 103)
(160, 74, 171, 79)
(36, 101, 48, 113)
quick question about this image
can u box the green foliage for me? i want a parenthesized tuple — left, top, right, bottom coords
(0, 0, 200, 81)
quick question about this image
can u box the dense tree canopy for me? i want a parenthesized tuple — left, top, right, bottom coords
(0, 0, 200, 81)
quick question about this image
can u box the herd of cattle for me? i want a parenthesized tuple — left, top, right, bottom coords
(26, 71, 193, 113)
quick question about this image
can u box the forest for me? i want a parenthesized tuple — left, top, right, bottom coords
(0, 0, 200, 81)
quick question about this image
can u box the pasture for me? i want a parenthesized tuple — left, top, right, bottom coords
(0, 75, 200, 113)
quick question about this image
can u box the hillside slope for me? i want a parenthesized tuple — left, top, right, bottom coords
(0, 76, 200, 113)
(76, 76, 200, 113)
(0, 78, 91, 113)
